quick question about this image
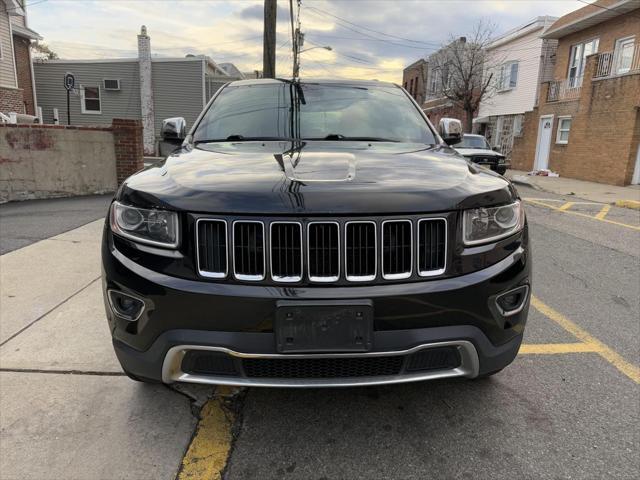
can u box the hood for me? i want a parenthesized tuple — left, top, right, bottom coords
(455, 148, 503, 157)
(119, 141, 516, 215)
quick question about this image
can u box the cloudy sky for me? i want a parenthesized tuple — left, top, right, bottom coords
(28, 0, 588, 82)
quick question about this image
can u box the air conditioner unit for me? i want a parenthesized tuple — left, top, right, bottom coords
(103, 79, 121, 90)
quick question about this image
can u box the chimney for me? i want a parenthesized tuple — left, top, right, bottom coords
(138, 25, 155, 155)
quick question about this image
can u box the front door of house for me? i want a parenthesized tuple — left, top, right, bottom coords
(534, 115, 553, 171)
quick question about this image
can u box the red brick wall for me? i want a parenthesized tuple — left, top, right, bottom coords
(402, 61, 427, 105)
(0, 86, 25, 115)
(112, 119, 144, 185)
(12, 35, 35, 115)
(423, 98, 472, 133)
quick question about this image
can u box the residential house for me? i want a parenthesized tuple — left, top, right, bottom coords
(475, 16, 558, 160)
(0, 0, 41, 117)
(511, 0, 640, 185)
(422, 37, 476, 129)
(33, 27, 242, 155)
(402, 58, 427, 105)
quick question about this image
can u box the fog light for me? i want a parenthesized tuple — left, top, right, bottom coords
(496, 285, 529, 316)
(108, 290, 145, 321)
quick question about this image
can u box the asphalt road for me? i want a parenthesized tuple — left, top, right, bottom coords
(0, 194, 113, 254)
(222, 185, 640, 480)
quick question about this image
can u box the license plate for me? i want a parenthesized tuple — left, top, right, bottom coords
(275, 300, 373, 353)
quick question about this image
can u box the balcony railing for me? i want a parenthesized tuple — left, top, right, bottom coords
(593, 46, 640, 79)
(547, 79, 582, 102)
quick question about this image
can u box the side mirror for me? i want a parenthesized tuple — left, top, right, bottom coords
(161, 117, 186, 143)
(438, 118, 462, 145)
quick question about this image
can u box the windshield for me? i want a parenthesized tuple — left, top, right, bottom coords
(193, 82, 437, 144)
(453, 135, 491, 149)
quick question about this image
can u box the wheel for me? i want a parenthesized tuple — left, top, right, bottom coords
(496, 167, 507, 175)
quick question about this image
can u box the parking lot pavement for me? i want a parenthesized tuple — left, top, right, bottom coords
(0, 194, 112, 254)
(0, 184, 638, 480)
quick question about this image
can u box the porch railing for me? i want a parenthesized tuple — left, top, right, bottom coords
(547, 79, 582, 102)
(593, 46, 640, 78)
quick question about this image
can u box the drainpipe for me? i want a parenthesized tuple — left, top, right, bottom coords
(137, 25, 155, 156)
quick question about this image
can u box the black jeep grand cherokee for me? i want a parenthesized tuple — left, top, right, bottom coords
(102, 79, 530, 387)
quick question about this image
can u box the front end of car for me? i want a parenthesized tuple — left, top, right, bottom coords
(102, 195, 530, 387)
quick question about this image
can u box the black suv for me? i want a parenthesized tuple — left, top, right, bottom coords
(102, 79, 530, 387)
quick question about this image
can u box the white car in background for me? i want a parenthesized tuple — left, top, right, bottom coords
(452, 134, 509, 175)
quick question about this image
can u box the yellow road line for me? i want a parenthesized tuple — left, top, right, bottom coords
(520, 342, 599, 354)
(178, 387, 238, 480)
(558, 202, 575, 211)
(525, 198, 640, 231)
(595, 204, 611, 220)
(531, 296, 640, 384)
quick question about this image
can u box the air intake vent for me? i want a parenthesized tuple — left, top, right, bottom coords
(233, 221, 265, 280)
(270, 222, 303, 282)
(417, 219, 447, 276)
(345, 221, 376, 281)
(197, 219, 227, 278)
(308, 222, 339, 282)
(382, 220, 412, 279)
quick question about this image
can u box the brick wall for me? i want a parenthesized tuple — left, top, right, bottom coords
(0, 86, 25, 115)
(112, 118, 144, 185)
(402, 61, 427, 105)
(12, 35, 35, 115)
(511, 57, 640, 185)
(0, 118, 144, 201)
(423, 98, 472, 132)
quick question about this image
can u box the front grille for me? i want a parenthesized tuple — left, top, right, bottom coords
(417, 219, 447, 276)
(233, 221, 265, 280)
(182, 351, 238, 376)
(345, 222, 376, 281)
(270, 222, 303, 281)
(242, 356, 403, 378)
(405, 347, 461, 372)
(196, 217, 448, 283)
(382, 220, 412, 279)
(308, 222, 339, 281)
(197, 220, 227, 278)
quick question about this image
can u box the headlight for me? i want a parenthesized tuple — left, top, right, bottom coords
(110, 201, 179, 248)
(463, 201, 524, 245)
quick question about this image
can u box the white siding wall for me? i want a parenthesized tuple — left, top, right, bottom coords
(0, 5, 17, 88)
(478, 28, 546, 118)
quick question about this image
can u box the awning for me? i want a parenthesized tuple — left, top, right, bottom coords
(12, 24, 42, 41)
(473, 116, 490, 124)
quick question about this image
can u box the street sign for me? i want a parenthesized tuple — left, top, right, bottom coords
(64, 72, 75, 91)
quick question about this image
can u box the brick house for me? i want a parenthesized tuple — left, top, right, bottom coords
(0, 0, 41, 117)
(475, 16, 558, 161)
(511, 0, 640, 185)
(402, 59, 427, 105)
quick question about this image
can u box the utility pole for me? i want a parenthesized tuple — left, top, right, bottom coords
(263, 0, 277, 78)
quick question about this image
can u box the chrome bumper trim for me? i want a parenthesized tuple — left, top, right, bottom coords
(161, 340, 479, 388)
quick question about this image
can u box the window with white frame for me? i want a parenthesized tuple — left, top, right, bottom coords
(498, 62, 519, 91)
(556, 117, 572, 144)
(81, 86, 101, 114)
(614, 36, 636, 75)
(568, 38, 599, 87)
(429, 68, 441, 94)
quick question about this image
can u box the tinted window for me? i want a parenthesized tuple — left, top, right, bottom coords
(453, 135, 490, 149)
(193, 82, 436, 144)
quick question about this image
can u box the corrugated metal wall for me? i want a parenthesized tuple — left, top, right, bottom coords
(33, 61, 141, 126)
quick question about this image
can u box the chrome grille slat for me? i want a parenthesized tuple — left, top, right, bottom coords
(233, 221, 265, 281)
(382, 220, 412, 280)
(345, 221, 376, 282)
(417, 218, 447, 276)
(196, 219, 228, 278)
(308, 222, 340, 282)
(270, 222, 303, 282)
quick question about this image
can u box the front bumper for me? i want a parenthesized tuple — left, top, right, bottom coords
(103, 229, 530, 386)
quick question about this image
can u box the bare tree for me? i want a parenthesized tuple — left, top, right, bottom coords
(428, 21, 499, 132)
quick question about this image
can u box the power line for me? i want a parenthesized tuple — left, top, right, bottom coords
(5, 0, 47, 11)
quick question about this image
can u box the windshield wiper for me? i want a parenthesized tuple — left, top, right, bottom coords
(195, 135, 293, 143)
(305, 134, 399, 142)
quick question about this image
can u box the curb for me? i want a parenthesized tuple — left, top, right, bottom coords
(614, 200, 640, 210)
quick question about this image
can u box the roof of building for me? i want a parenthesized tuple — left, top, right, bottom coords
(403, 58, 427, 72)
(11, 23, 42, 40)
(487, 16, 557, 49)
(218, 63, 245, 79)
(542, 0, 640, 39)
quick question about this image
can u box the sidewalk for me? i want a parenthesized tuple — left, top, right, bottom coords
(506, 170, 640, 207)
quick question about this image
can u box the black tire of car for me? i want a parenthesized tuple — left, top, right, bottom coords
(497, 167, 507, 175)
